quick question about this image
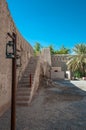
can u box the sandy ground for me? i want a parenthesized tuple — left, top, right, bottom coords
(0, 80, 86, 130)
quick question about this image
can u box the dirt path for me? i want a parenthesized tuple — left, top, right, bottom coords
(0, 82, 86, 130)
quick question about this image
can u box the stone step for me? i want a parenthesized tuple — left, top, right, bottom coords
(16, 87, 30, 106)
(18, 82, 31, 84)
(16, 93, 30, 100)
(28, 62, 38, 64)
(19, 81, 33, 85)
(29, 59, 38, 62)
(18, 82, 33, 86)
(25, 69, 36, 71)
(23, 73, 35, 76)
(17, 87, 31, 90)
(23, 75, 34, 78)
(19, 80, 33, 83)
(16, 90, 30, 94)
(16, 96, 29, 101)
(22, 77, 34, 79)
(29, 59, 38, 61)
(16, 89, 30, 93)
(23, 73, 35, 75)
(24, 69, 36, 72)
(16, 101, 29, 106)
(24, 67, 36, 70)
(17, 87, 30, 91)
(19, 81, 33, 84)
(25, 68, 35, 70)
(18, 84, 31, 87)
(18, 83, 33, 86)
(21, 80, 32, 83)
(26, 62, 37, 65)
(23, 72, 35, 74)
(24, 71, 35, 73)
(27, 67, 36, 69)
(26, 63, 38, 65)
(20, 77, 34, 80)
(17, 90, 30, 95)
(16, 56, 39, 107)
(21, 79, 33, 82)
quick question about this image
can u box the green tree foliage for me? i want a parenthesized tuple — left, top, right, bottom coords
(34, 42, 41, 55)
(67, 43, 86, 77)
(48, 45, 55, 54)
(48, 45, 70, 54)
(55, 45, 70, 54)
(74, 70, 83, 78)
(34, 42, 41, 52)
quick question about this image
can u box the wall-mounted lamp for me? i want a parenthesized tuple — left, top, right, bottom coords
(6, 41, 15, 58)
(16, 55, 21, 67)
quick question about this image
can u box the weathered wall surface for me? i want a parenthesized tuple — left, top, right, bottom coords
(41, 48, 51, 78)
(51, 54, 69, 71)
(51, 67, 64, 79)
(29, 48, 51, 102)
(51, 55, 67, 79)
(51, 54, 70, 79)
(0, 0, 34, 116)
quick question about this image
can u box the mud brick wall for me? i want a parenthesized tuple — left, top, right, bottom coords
(51, 54, 69, 71)
(0, 0, 34, 116)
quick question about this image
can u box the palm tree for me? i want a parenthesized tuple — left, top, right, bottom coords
(67, 43, 86, 77)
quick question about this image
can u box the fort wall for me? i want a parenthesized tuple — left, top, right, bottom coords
(0, 0, 34, 116)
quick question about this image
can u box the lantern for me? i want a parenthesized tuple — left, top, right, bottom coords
(16, 55, 21, 67)
(6, 41, 15, 58)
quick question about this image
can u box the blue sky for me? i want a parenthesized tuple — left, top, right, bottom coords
(6, 0, 86, 50)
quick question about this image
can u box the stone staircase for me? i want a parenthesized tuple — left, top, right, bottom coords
(16, 56, 39, 106)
